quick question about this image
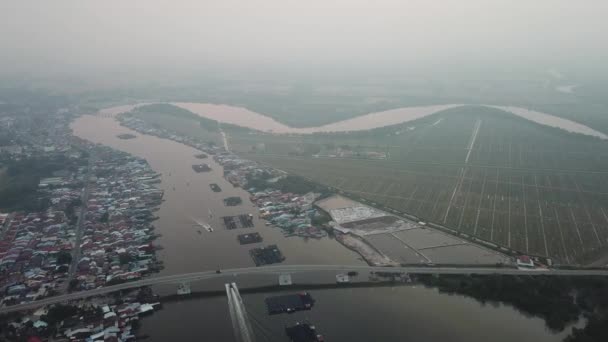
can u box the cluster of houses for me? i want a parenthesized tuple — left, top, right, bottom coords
(73, 149, 164, 290)
(252, 191, 327, 239)
(0, 211, 74, 307)
(212, 153, 266, 187)
(0, 158, 89, 307)
(2, 287, 161, 342)
(0, 104, 166, 340)
(117, 115, 221, 155)
(212, 153, 328, 239)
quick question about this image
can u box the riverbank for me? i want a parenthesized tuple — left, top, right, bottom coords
(140, 277, 578, 342)
(95, 101, 608, 138)
(109, 107, 520, 268)
(70, 146, 165, 291)
(0, 109, 597, 342)
(0, 287, 163, 341)
(67, 109, 608, 342)
(70, 114, 365, 277)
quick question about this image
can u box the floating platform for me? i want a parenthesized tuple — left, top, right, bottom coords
(237, 232, 263, 245)
(286, 322, 324, 342)
(250, 244, 285, 266)
(192, 164, 211, 173)
(223, 196, 243, 206)
(265, 292, 314, 315)
(117, 133, 137, 140)
(209, 183, 222, 192)
(222, 214, 254, 230)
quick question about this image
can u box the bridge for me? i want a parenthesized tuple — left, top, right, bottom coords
(2, 264, 608, 314)
(226, 283, 256, 342)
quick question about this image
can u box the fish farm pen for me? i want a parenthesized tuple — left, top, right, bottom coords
(250, 244, 285, 266)
(285, 322, 324, 342)
(222, 214, 255, 230)
(237, 232, 263, 245)
(265, 292, 315, 315)
(223, 196, 243, 206)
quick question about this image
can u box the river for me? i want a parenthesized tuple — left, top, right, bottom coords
(141, 286, 576, 342)
(70, 115, 365, 276)
(70, 113, 577, 341)
(96, 101, 608, 139)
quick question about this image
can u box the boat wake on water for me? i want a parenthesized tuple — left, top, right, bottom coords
(191, 216, 214, 232)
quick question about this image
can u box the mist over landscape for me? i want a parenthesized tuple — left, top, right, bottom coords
(2, 1, 608, 342)
(2, 1, 608, 77)
(3, 0, 608, 129)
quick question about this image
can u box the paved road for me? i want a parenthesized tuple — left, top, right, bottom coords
(221, 130, 230, 152)
(3, 264, 608, 314)
(67, 152, 95, 282)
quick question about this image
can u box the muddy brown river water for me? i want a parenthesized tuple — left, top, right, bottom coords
(96, 101, 608, 139)
(71, 115, 365, 276)
(69, 112, 580, 342)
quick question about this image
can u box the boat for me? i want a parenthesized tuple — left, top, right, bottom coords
(285, 321, 324, 342)
(265, 292, 315, 315)
(192, 164, 211, 173)
(202, 222, 214, 232)
(192, 217, 214, 232)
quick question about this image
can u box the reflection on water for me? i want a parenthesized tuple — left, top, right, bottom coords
(141, 286, 574, 342)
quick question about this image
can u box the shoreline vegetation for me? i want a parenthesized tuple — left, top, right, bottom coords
(416, 273, 608, 342)
(104, 103, 608, 341)
(119, 103, 608, 266)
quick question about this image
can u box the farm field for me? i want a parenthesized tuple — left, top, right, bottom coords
(123, 103, 608, 265)
(244, 106, 608, 265)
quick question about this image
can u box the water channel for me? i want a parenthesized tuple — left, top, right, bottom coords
(69, 113, 578, 341)
(95, 102, 608, 139)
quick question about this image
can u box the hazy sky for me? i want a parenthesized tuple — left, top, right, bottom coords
(1, 0, 607, 75)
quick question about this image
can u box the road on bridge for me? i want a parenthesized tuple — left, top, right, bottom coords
(3, 264, 608, 314)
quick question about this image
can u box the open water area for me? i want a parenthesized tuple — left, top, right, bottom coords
(70, 112, 578, 341)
